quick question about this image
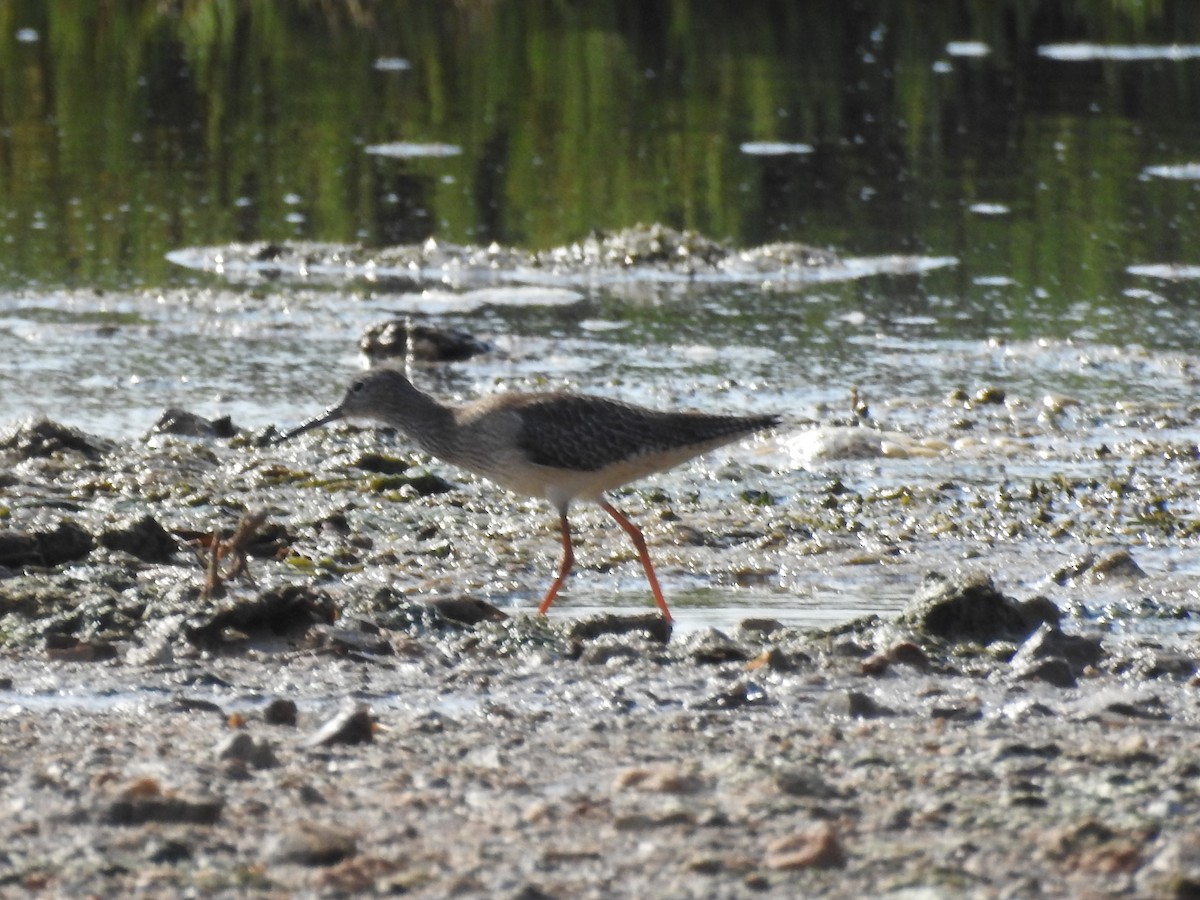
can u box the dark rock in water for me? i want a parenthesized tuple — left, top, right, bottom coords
(98, 514, 180, 562)
(187, 585, 337, 647)
(307, 703, 375, 747)
(0, 521, 95, 568)
(267, 821, 358, 866)
(152, 407, 238, 438)
(901, 571, 1058, 645)
(359, 319, 492, 362)
(567, 613, 672, 645)
(0, 418, 108, 459)
(428, 596, 507, 626)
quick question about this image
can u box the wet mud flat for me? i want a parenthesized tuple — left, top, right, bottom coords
(2, 402, 1200, 897)
(0, 577, 1198, 899)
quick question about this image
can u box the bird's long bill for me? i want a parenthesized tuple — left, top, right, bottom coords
(272, 406, 345, 444)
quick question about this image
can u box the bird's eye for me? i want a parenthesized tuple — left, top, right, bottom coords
(349, 380, 365, 393)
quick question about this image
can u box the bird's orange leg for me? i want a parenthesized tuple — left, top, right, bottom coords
(537, 511, 575, 615)
(599, 499, 674, 624)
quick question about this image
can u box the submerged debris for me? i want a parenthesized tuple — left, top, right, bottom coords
(359, 320, 492, 362)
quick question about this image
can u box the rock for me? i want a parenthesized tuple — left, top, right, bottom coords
(823, 690, 893, 719)
(267, 821, 358, 866)
(0, 521, 95, 568)
(681, 629, 751, 664)
(930, 698, 983, 721)
(745, 647, 799, 672)
(306, 622, 394, 657)
(306, 704, 375, 747)
(1015, 623, 1104, 666)
(566, 613, 671, 645)
(427, 597, 507, 626)
(1054, 549, 1146, 584)
(264, 698, 299, 726)
(1088, 549, 1146, 580)
(215, 732, 279, 769)
(774, 769, 842, 799)
(98, 514, 180, 563)
(359, 320, 492, 362)
(0, 418, 108, 459)
(152, 408, 238, 438)
(900, 571, 1058, 645)
(45, 635, 118, 662)
(102, 779, 223, 826)
(764, 823, 846, 870)
(613, 765, 704, 794)
(696, 681, 768, 710)
(187, 585, 337, 647)
(861, 640, 930, 675)
(1010, 624, 1104, 687)
(739, 617, 785, 636)
(1016, 657, 1077, 688)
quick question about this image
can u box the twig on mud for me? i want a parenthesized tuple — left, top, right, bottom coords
(194, 510, 269, 601)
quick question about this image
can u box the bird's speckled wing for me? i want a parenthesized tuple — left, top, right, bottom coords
(511, 394, 777, 472)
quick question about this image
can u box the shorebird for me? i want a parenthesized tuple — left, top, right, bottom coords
(275, 369, 779, 624)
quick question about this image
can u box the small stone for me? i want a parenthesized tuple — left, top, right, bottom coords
(98, 514, 180, 563)
(267, 821, 358, 866)
(264, 698, 299, 726)
(0, 418, 107, 459)
(684, 629, 752, 664)
(567, 613, 671, 645)
(613, 765, 703, 794)
(0, 521, 95, 568)
(823, 690, 892, 719)
(774, 769, 841, 799)
(901, 571, 1059, 645)
(973, 385, 1006, 405)
(45, 635, 118, 663)
(215, 732, 279, 769)
(1016, 657, 1077, 689)
(427, 597, 507, 625)
(152, 408, 237, 438)
(697, 681, 769, 710)
(307, 704, 375, 747)
(745, 648, 796, 672)
(1019, 624, 1105, 667)
(103, 780, 223, 826)
(764, 823, 846, 869)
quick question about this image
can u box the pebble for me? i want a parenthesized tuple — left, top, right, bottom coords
(306, 703, 376, 747)
(267, 821, 358, 866)
(264, 697, 299, 726)
(102, 779, 224, 826)
(764, 823, 846, 869)
(215, 732, 279, 769)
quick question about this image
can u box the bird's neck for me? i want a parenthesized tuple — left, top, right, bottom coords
(392, 383, 459, 460)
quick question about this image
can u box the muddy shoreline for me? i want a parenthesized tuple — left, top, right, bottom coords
(1, 577, 1197, 898)
(2, 407, 1200, 896)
